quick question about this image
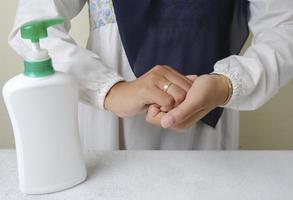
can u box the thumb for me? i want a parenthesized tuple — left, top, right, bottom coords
(161, 99, 197, 128)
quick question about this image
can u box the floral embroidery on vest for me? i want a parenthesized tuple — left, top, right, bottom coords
(89, 0, 116, 31)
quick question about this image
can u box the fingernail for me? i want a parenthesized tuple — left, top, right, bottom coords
(161, 115, 175, 128)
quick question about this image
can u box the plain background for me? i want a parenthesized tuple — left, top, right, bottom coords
(1, 1, 293, 150)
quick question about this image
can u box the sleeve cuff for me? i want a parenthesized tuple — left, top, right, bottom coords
(213, 56, 244, 108)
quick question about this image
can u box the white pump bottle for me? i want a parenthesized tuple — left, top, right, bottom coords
(2, 18, 87, 194)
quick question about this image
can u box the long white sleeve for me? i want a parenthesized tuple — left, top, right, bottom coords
(213, 0, 293, 110)
(9, 0, 124, 109)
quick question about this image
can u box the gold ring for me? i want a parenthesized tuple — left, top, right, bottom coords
(163, 82, 173, 93)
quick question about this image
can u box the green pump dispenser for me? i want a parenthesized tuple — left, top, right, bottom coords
(20, 18, 64, 77)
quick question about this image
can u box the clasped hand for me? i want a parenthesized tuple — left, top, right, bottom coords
(105, 65, 229, 131)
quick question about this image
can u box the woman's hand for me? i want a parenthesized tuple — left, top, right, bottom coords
(104, 65, 193, 117)
(146, 74, 231, 131)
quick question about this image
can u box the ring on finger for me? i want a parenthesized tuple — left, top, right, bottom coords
(163, 82, 173, 93)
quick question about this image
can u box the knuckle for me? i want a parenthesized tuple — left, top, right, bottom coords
(147, 73, 159, 83)
(146, 72, 154, 79)
(152, 65, 164, 73)
(163, 65, 172, 71)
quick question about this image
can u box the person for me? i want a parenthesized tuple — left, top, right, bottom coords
(9, 0, 293, 150)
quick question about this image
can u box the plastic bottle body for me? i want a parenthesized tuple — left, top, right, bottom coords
(2, 71, 87, 194)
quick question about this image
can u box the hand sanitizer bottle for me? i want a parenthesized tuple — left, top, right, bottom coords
(2, 18, 87, 194)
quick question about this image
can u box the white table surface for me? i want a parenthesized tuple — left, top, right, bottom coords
(1, 150, 293, 200)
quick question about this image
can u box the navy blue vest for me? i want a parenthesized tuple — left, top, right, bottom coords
(112, 0, 250, 128)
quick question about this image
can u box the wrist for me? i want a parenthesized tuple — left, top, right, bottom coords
(104, 81, 127, 111)
(210, 73, 233, 106)
(104, 81, 144, 118)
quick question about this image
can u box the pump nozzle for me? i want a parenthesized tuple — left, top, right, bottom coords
(20, 18, 64, 43)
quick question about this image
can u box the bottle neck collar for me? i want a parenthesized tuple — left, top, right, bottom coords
(23, 59, 55, 77)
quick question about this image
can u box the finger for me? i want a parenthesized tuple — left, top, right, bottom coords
(165, 83, 187, 107)
(186, 75, 198, 82)
(143, 86, 175, 112)
(163, 65, 194, 84)
(155, 77, 186, 109)
(146, 104, 166, 126)
(162, 66, 193, 91)
(172, 109, 207, 131)
(160, 98, 204, 128)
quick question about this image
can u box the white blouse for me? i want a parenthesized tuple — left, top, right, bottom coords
(8, 0, 293, 151)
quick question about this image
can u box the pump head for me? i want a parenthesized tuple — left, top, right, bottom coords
(20, 18, 64, 43)
(20, 17, 64, 77)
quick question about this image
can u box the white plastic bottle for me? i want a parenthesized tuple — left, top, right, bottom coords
(2, 18, 87, 194)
